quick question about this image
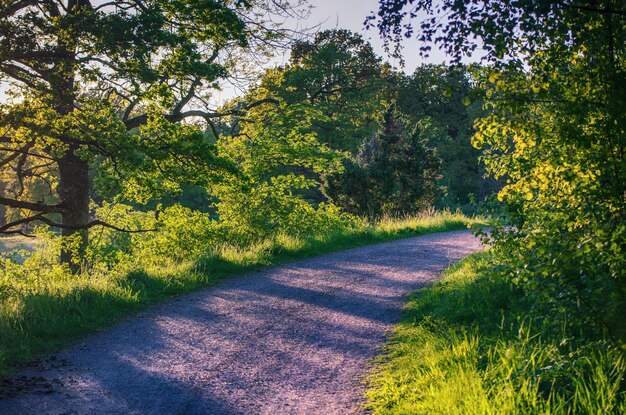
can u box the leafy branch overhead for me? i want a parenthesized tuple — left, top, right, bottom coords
(0, 0, 300, 266)
(373, 0, 626, 336)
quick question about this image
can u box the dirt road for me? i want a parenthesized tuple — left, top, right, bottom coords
(0, 230, 483, 415)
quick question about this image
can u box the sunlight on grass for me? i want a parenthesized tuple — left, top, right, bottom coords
(365, 253, 626, 414)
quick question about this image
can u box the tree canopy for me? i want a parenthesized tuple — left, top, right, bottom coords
(0, 0, 296, 267)
(232, 29, 390, 153)
(373, 0, 626, 332)
(322, 106, 441, 218)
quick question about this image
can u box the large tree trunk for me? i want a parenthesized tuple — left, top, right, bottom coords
(57, 153, 90, 273)
(52, 8, 84, 271)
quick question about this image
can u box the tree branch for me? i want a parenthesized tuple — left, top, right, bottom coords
(39, 217, 155, 233)
(172, 78, 203, 115)
(0, 229, 36, 238)
(0, 142, 34, 167)
(0, 63, 49, 91)
(0, 0, 38, 19)
(123, 98, 280, 129)
(0, 214, 155, 234)
(0, 213, 46, 233)
(0, 197, 65, 213)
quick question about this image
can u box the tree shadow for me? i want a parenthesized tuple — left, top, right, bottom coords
(0, 235, 480, 413)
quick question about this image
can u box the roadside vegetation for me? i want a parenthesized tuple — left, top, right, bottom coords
(365, 1, 626, 413)
(0, 3, 492, 377)
(0, 211, 482, 375)
(366, 252, 626, 414)
(1, 1, 624, 412)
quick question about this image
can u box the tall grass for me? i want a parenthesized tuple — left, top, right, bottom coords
(0, 210, 482, 375)
(365, 253, 626, 414)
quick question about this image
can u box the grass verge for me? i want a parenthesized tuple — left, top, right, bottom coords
(0, 211, 483, 375)
(365, 252, 626, 414)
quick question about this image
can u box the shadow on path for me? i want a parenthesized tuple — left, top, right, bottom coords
(0, 230, 483, 415)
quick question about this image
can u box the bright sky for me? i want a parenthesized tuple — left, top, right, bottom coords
(291, 0, 454, 71)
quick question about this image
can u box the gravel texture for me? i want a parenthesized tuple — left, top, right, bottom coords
(0, 230, 483, 415)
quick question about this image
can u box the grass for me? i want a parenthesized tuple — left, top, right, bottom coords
(0, 210, 483, 375)
(365, 253, 626, 414)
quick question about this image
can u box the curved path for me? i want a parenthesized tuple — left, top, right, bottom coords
(0, 230, 482, 415)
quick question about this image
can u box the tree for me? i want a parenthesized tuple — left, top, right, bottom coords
(221, 29, 392, 208)
(236, 29, 390, 153)
(372, 1, 626, 332)
(0, 0, 296, 269)
(395, 64, 494, 207)
(213, 102, 347, 243)
(323, 106, 441, 218)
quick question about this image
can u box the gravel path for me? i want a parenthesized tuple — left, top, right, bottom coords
(0, 230, 483, 415)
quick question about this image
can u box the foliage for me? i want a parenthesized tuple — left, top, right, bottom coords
(374, 0, 626, 335)
(395, 64, 495, 207)
(215, 30, 380, 223)
(0, 0, 298, 265)
(475, 6, 625, 336)
(88, 203, 220, 269)
(213, 94, 361, 243)
(239, 29, 390, 153)
(238, 31, 494, 213)
(224, 29, 493, 216)
(366, 253, 626, 414)
(323, 107, 441, 218)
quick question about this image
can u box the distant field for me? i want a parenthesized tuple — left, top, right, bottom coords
(0, 235, 36, 253)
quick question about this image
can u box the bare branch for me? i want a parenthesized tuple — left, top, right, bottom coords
(123, 98, 279, 129)
(0, 197, 65, 213)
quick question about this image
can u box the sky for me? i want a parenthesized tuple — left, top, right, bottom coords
(284, 0, 453, 71)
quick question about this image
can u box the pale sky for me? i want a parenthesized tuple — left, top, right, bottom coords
(290, 0, 453, 71)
